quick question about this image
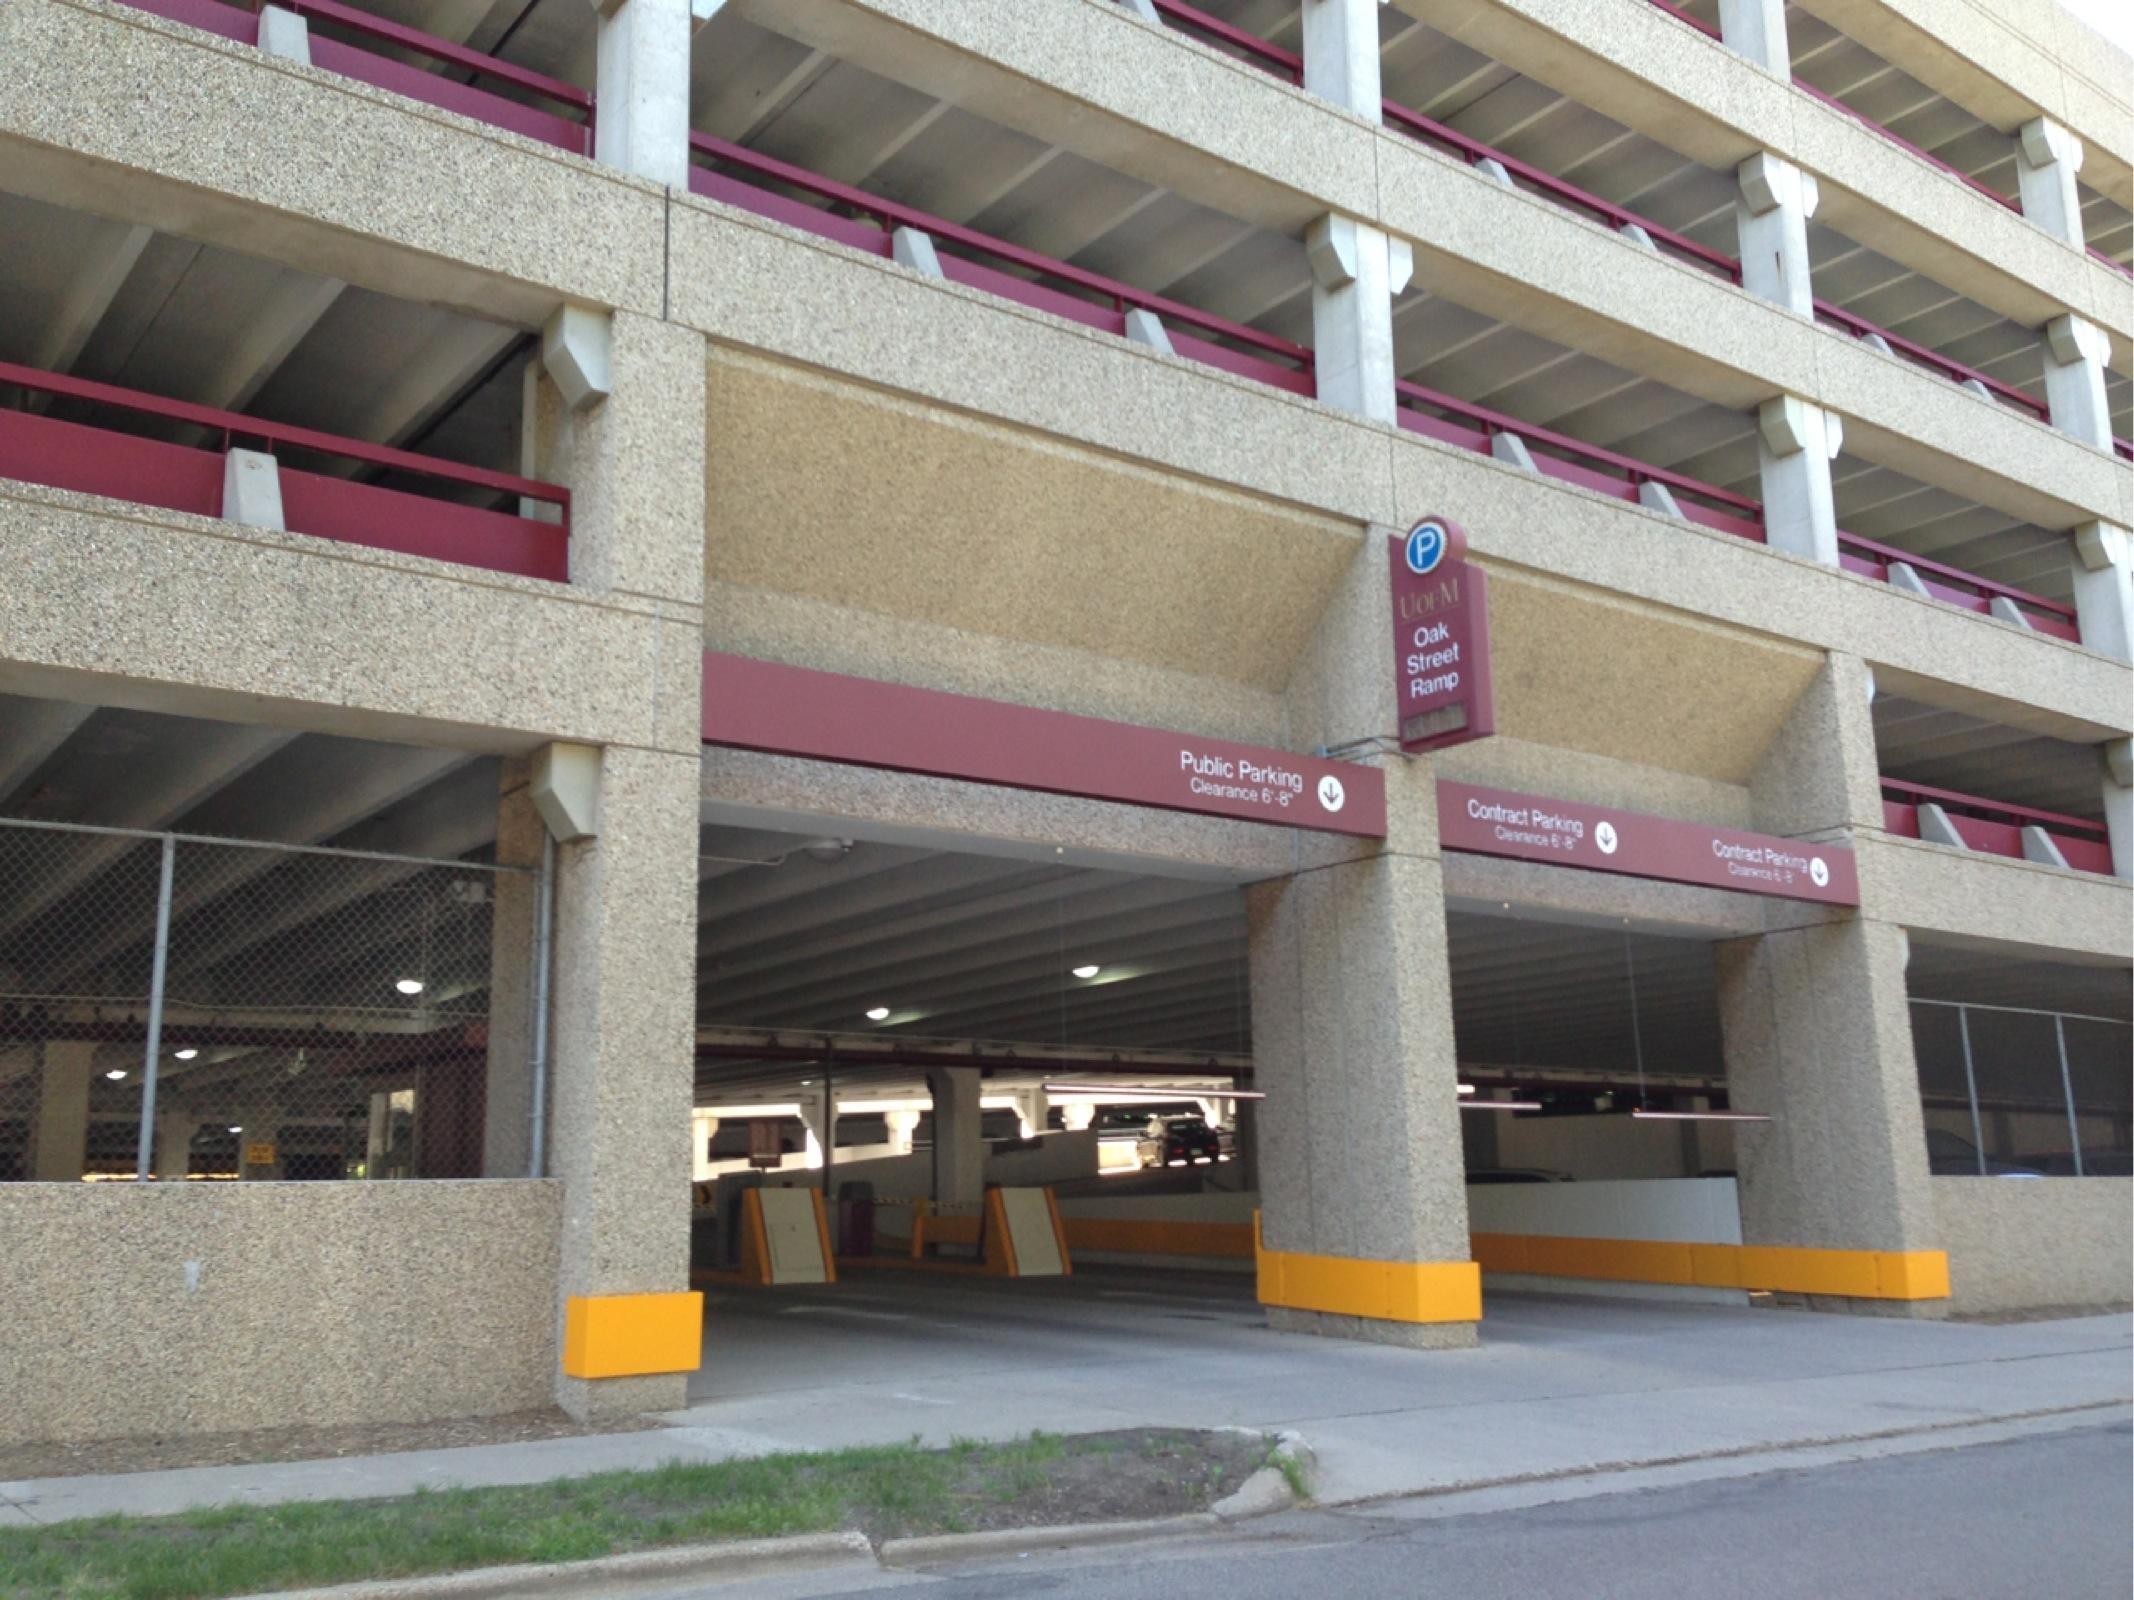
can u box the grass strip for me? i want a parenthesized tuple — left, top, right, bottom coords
(0, 1430, 1248, 1600)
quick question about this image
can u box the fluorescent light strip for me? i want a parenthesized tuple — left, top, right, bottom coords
(1460, 1099, 1541, 1112)
(1629, 1109, 1772, 1123)
(1041, 1081, 1266, 1099)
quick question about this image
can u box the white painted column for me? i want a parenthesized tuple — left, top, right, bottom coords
(1301, 0, 1384, 117)
(153, 1111, 197, 1181)
(925, 1068, 985, 1208)
(884, 1107, 920, 1155)
(2071, 521, 2134, 661)
(1756, 394, 1844, 564)
(1057, 1102, 1095, 1133)
(1735, 153, 1819, 316)
(2104, 740, 2133, 882)
(2015, 119, 2086, 247)
(587, 0, 692, 188)
(1716, 0, 1788, 72)
(1308, 215, 1411, 425)
(31, 1041, 96, 1182)
(2042, 315, 2113, 449)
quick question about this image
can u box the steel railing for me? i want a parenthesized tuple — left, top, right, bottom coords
(0, 361, 563, 512)
(1835, 532, 2078, 633)
(685, 132, 1315, 382)
(1811, 300, 2049, 418)
(0, 359, 569, 580)
(1880, 779, 2109, 841)
(1393, 380, 1766, 533)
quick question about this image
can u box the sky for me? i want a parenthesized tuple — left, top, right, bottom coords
(2056, 0, 2134, 54)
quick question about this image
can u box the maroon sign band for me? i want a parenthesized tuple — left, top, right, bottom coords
(702, 652, 1388, 838)
(1391, 520, 1495, 754)
(1437, 781, 1860, 905)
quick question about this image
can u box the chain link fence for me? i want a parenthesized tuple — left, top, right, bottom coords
(1912, 998, 2133, 1178)
(0, 817, 543, 1182)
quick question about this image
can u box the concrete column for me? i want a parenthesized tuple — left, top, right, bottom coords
(1247, 531, 1475, 1349)
(1716, 0, 1788, 72)
(1301, 0, 1383, 118)
(531, 311, 709, 603)
(2042, 315, 2113, 449)
(1723, 653, 1944, 1315)
(152, 1110, 196, 1181)
(1756, 394, 1844, 565)
(2015, 118, 2086, 247)
(522, 297, 705, 1419)
(1716, 922, 1942, 1313)
(884, 1107, 920, 1154)
(483, 761, 543, 1179)
(548, 743, 703, 1419)
(587, 0, 691, 188)
(925, 1068, 984, 1208)
(31, 1041, 96, 1181)
(2071, 521, 2134, 661)
(1307, 215, 1410, 426)
(1056, 1102, 1094, 1133)
(1735, 153, 1819, 316)
(2103, 739, 2132, 882)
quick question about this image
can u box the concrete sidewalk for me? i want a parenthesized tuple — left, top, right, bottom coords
(3, 1281, 2127, 1526)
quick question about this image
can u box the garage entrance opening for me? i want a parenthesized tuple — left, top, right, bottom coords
(688, 822, 1261, 1316)
(1448, 909, 1752, 1304)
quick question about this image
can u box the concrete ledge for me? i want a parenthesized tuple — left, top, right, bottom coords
(0, 1181, 563, 1447)
(1855, 832, 2134, 959)
(0, 0, 664, 325)
(0, 481, 702, 755)
(1935, 1176, 2134, 1316)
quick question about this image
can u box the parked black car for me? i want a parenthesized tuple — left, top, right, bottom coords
(1135, 1115, 1223, 1167)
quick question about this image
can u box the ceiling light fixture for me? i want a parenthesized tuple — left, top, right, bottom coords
(865, 1006, 891, 1022)
(104, 1069, 126, 1081)
(1630, 1108, 1773, 1123)
(1460, 1098, 1541, 1112)
(1456, 1083, 1477, 1097)
(1072, 964, 1102, 980)
(228, 1125, 243, 1134)
(395, 977, 427, 996)
(174, 1047, 199, 1061)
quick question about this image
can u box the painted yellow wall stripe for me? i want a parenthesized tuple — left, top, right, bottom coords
(1471, 1233, 1949, 1301)
(562, 1291, 704, 1380)
(1254, 1215, 1482, 1325)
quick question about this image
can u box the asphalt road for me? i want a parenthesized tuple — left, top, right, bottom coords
(674, 1419, 2133, 1600)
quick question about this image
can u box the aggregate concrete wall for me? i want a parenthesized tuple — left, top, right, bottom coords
(1933, 1176, 2134, 1314)
(0, 1180, 561, 1446)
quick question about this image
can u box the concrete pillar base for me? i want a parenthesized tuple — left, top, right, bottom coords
(556, 1371, 689, 1422)
(1266, 1306, 1478, 1350)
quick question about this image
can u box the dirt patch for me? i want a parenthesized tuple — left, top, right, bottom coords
(0, 1408, 653, 1483)
(849, 1428, 1269, 1543)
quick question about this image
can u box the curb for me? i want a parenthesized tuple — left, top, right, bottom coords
(259, 1530, 875, 1600)
(879, 1512, 1223, 1567)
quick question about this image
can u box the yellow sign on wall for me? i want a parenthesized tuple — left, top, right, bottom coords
(243, 1142, 276, 1168)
